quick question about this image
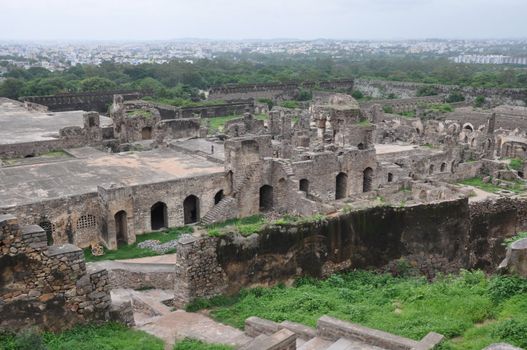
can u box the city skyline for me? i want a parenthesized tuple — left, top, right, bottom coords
(1, 0, 527, 41)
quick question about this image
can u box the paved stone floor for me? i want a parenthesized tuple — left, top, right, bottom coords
(0, 98, 112, 145)
(0, 147, 223, 207)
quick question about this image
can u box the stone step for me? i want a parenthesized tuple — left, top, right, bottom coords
(326, 338, 357, 350)
(298, 336, 333, 350)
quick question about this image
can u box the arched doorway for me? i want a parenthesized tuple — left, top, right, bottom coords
(114, 211, 128, 247)
(440, 162, 447, 172)
(183, 195, 200, 224)
(363, 168, 373, 193)
(335, 172, 348, 199)
(151, 202, 168, 230)
(259, 185, 273, 211)
(214, 190, 224, 205)
(388, 173, 393, 183)
(142, 127, 152, 140)
(429, 164, 434, 175)
(357, 143, 365, 150)
(299, 179, 309, 195)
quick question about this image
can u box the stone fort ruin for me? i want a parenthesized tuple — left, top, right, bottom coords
(2, 78, 527, 349)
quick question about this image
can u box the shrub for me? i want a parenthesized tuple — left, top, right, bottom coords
(351, 90, 364, 99)
(488, 275, 527, 303)
(446, 92, 465, 103)
(296, 89, 313, 101)
(475, 95, 486, 107)
(416, 85, 439, 97)
(492, 319, 527, 348)
(508, 158, 524, 171)
(383, 105, 394, 114)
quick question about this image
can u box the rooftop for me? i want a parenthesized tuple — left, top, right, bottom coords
(0, 147, 223, 208)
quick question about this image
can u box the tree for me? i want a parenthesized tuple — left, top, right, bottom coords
(474, 95, 486, 108)
(0, 78, 24, 99)
(351, 90, 364, 100)
(79, 77, 117, 92)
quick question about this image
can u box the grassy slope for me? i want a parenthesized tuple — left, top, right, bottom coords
(0, 323, 164, 350)
(460, 177, 525, 194)
(84, 226, 192, 262)
(189, 271, 527, 350)
(173, 339, 234, 350)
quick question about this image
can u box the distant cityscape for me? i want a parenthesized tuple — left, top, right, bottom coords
(1, 39, 527, 74)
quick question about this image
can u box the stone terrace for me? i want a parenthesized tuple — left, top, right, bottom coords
(0, 147, 223, 207)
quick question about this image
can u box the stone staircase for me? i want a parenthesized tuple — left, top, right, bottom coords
(201, 196, 236, 225)
(276, 159, 295, 177)
(232, 163, 259, 197)
(240, 315, 445, 350)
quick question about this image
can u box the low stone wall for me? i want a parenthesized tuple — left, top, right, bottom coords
(174, 196, 527, 306)
(0, 214, 110, 332)
(89, 261, 175, 290)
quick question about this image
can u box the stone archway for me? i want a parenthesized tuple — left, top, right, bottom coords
(335, 172, 348, 199)
(214, 190, 224, 205)
(151, 202, 168, 230)
(363, 168, 373, 193)
(183, 195, 200, 224)
(259, 185, 273, 211)
(299, 179, 309, 195)
(114, 210, 128, 247)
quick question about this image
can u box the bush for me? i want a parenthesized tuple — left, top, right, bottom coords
(257, 98, 274, 109)
(492, 319, 527, 348)
(488, 275, 527, 303)
(351, 90, 364, 99)
(280, 100, 299, 109)
(416, 85, 439, 97)
(475, 95, 486, 108)
(446, 92, 465, 103)
(383, 105, 394, 114)
(296, 89, 312, 101)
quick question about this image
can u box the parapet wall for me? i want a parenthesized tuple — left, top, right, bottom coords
(208, 79, 354, 101)
(20, 90, 145, 113)
(0, 214, 110, 332)
(174, 196, 527, 305)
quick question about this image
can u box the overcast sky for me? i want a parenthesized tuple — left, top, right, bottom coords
(1, 0, 526, 41)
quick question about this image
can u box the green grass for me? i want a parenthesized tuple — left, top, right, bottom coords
(173, 339, 234, 350)
(204, 215, 266, 237)
(508, 158, 524, 172)
(398, 111, 416, 119)
(126, 109, 154, 118)
(280, 100, 300, 109)
(426, 103, 454, 113)
(459, 177, 525, 194)
(41, 150, 69, 158)
(0, 322, 164, 350)
(188, 271, 527, 350)
(83, 226, 192, 262)
(204, 115, 241, 132)
(272, 214, 327, 226)
(356, 119, 372, 127)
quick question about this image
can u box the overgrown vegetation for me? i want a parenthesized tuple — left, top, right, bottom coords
(280, 100, 300, 109)
(503, 232, 527, 247)
(204, 114, 267, 133)
(173, 339, 234, 350)
(4, 55, 527, 102)
(126, 109, 154, 118)
(508, 158, 524, 172)
(459, 177, 525, 194)
(0, 322, 164, 350)
(205, 215, 267, 237)
(83, 226, 192, 262)
(187, 270, 527, 350)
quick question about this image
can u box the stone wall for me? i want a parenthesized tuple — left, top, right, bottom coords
(354, 79, 527, 106)
(0, 214, 110, 332)
(174, 196, 527, 305)
(208, 79, 354, 101)
(20, 91, 145, 113)
(135, 99, 255, 120)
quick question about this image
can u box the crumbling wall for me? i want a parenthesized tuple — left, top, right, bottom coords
(0, 214, 110, 332)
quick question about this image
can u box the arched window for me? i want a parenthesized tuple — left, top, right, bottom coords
(357, 143, 365, 150)
(335, 172, 348, 199)
(440, 163, 446, 172)
(214, 190, 224, 205)
(429, 164, 434, 175)
(387, 173, 393, 183)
